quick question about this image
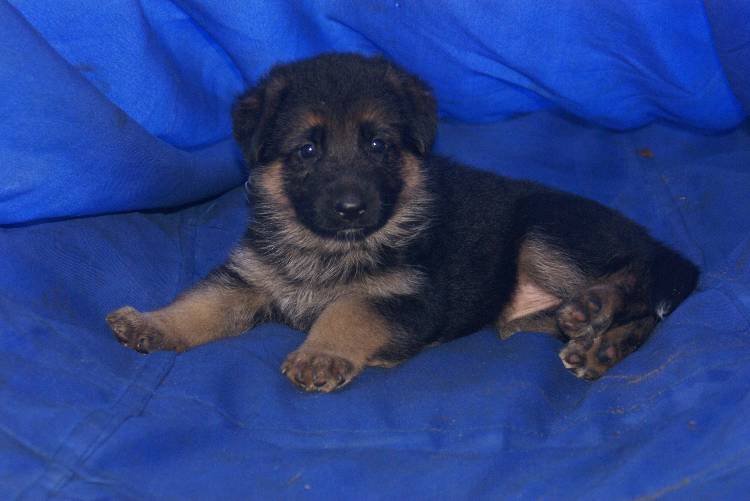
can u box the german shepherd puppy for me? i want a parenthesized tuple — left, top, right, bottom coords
(107, 53, 699, 392)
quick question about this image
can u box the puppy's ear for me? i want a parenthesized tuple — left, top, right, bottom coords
(384, 62, 437, 156)
(232, 72, 288, 164)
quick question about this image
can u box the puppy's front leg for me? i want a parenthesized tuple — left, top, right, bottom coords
(107, 266, 270, 353)
(282, 296, 395, 392)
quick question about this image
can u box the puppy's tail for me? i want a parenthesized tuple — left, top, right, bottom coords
(648, 244, 699, 320)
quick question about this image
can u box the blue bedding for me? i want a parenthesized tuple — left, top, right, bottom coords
(2, 1, 749, 499)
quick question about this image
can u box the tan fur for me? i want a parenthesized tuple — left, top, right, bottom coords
(519, 235, 585, 298)
(367, 153, 434, 250)
(280, 296, 398, 392)
(296, 295, 394, 367)
(147, 284, 269, 350)
(354, 104, 390, 126)
(501, 274, 561, 323)
(255, 161, 294, 214)
(301, 111, 325, 128)
(496, 236, 582, 336)
(228, 245, 423, 330)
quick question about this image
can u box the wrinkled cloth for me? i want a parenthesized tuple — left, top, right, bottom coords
(2, 1, 750, 499)
(1, 0, 745, 224)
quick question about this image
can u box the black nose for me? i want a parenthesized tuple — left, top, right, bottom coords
(334, 194, 366, 221)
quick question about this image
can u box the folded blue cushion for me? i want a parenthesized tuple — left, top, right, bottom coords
(2, 1, 749, 498)
(2, 0, 745, 223)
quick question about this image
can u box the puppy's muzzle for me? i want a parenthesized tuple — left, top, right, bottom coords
(324, 182, 381, 232)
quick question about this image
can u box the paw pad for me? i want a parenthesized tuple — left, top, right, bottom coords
(282, 351, 358, 393)
(559, 339, 607, 381)
(557, 286, 619, 339)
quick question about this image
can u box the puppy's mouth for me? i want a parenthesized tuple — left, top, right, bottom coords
(333, 227, 369, 241)
(304, 222, 380, 241)
(299, 215, 382, 241)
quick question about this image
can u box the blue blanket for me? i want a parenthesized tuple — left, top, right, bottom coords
(2, 1, 749, 499)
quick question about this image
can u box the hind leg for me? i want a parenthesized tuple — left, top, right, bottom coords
(503, 261, 657, 379)
(555, 275, 655, 379)
(505, 191, 697, 379)
(496, 307, 565, 341)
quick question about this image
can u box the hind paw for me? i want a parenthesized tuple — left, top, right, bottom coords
(557, 285, 621, 339)
(559, 337, 609, 381)
(559, 315, 658, 381)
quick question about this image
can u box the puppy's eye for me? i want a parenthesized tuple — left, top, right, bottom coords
(369, 138, 386, 153)
(299, 143, 317, 159)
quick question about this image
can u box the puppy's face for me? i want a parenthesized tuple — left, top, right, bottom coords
(232, 54, 437, 240)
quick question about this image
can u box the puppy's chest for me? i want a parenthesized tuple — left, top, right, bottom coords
(272, 283, 342, 330)
(231, 246, 423, 331)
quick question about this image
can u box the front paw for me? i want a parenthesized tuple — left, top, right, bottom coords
(281, 350, 359, 393)
(106, 306, 172, 354)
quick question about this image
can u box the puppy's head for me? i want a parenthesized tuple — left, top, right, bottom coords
(232, 53, 436, 241)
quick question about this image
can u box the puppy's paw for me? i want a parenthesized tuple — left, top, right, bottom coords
(281, 350, 359, 393)
(559, 337, 607, 381)
(560, 315, 656, 381)
(557, 285, 620, 339)
(106, 306, 173, 354)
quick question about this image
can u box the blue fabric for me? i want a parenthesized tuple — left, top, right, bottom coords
(705, 0, 750, 115)
(2, 1, 750, 499)
(1, 0, 746, 224)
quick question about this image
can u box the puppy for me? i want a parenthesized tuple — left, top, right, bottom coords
(107, 53, 699, 392)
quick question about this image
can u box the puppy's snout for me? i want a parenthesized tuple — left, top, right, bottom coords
(334, 193, 367, 221)
(311, 177, 383, 234)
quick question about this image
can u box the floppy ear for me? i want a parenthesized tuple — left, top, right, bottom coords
(384, 62, 438, 156)
(232, 72, 288, 165)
